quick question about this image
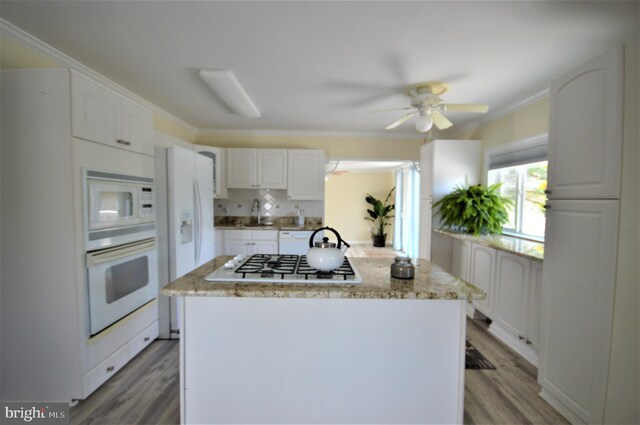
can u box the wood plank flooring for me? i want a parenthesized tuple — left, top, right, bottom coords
(70, 318, 568, 425)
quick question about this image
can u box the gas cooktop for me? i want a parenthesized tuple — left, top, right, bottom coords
(205, 254, 363, 284)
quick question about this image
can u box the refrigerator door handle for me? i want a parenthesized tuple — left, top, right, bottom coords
(194, 179, 203, 264)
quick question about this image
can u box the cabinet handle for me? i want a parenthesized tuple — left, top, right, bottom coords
(544, 189, 551, 194)
(525, 339, 532, 345)
(106, 366, 115, 372)
(144, 336, 150, 342)
(543, 204, 551, 209)
(518, 335, 525, 340)
(116, 139, 132, 146)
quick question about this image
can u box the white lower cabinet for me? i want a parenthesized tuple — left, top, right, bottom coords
(224, 230, 278, 255)
(450, 238, 471, 282)
(469, 243, 496, 318)
(489, 253, 541, 365)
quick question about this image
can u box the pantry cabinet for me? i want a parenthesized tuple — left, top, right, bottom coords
(287, 149, 325, 200)
(193, 145, 228, 199)
(71, 71, 154, 156)
(226, 148, 287, 189)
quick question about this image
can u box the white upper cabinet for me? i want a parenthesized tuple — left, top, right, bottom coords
(193, 145, 228, 199)
(547, 46, 623, 199)
(71, 72, 154, 156)
(226, 148, 287, 189)
(257, 149, 287, 189)
(287, 149, 325, 200)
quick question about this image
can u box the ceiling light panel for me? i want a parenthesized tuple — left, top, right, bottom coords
(199, 69, 260, 118)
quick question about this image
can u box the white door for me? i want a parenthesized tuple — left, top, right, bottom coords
(527, 260, 543, 350)
(538, 200, 619, 423)
(120, 98, 154, 153)
(494, 252, 529, 339)
(547, 46, 623, 199)
(168, 147, 195, 279)
(450, 239, 471, 281)
(252, 240, 278, 255)
(287, 149, 325, 200)
(257, 149, 287, 189)
(71, 72, 119, 145)
(469, 244, 496, 318)
(195, 153, 214, 267)
(225, 240, 252, 256)
(227, 149, 256, 188)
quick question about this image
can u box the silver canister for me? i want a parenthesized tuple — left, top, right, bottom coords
(390, 256, 415, 279)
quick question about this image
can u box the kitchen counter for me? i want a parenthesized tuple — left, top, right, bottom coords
(434, 228, 544, 261)
(214, 215, 323, 231)
(161, 256, 486, 300)
(165, 255, 481, 424)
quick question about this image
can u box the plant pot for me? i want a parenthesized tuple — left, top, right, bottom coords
(372, 233, 387, 247)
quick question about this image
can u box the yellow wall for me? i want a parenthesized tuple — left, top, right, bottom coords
(153, 115, 197, 143)
(196, 132, 423, 161)
(325, 171, 396, 244)
(461, 96, 550, 151)
(0, 36, 62, 69)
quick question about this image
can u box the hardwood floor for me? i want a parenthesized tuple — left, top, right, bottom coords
(71, 319, 568, 425)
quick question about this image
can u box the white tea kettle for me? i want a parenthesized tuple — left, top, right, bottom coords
(306, 227, 350, 271)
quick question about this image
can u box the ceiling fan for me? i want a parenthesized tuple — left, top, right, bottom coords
(379, 81, 489, 133)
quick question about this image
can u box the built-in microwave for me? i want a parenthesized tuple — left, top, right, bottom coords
(83, 169, 156, 251)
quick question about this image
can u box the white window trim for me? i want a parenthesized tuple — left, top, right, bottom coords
(482, 134, 549, 185)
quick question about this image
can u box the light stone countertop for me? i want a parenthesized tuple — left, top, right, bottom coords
(434, 228, 544, 261)
(161, 256, 487, 301)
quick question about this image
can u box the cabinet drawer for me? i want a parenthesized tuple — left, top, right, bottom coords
(224, 229, 252, 240)
(82, 345, 128, 398)
(128, 321, 158, 360)
(251, 230, 278, 240)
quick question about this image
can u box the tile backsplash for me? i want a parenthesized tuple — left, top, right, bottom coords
(214, 189, 324, 219)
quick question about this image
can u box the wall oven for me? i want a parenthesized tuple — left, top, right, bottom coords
(83, 169, 155, 251)
(86, 238, 158, 336)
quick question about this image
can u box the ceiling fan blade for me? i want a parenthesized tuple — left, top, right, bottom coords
(372, 106, 415, 113)
(385, 112, 416, 130)
(431, 111, 453, 130)
(442, 103, 489, 113)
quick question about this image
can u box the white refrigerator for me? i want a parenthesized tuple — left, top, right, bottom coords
(156, 146, 214, 339)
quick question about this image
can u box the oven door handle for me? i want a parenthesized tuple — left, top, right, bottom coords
(86, 238, 156, 267)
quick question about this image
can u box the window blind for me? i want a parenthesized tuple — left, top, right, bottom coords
(488, 143, 547, 170)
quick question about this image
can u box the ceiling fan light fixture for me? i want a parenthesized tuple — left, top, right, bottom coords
(199, 69, 261, 118)
(415, 113, 433, 133)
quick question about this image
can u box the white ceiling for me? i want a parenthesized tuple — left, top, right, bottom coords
(1, 1, 637, 136)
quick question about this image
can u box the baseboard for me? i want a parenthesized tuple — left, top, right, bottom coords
(488, 323, 539, 367)
(539, 388, 584, 425)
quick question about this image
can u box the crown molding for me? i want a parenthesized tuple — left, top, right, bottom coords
(196, 127, 424, 141)
(1, 18, 198, 135)
(449, 88, 550, 138)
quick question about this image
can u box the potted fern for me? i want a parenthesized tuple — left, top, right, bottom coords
(432, 183, 512, 236)
(365, 187, 395, 247)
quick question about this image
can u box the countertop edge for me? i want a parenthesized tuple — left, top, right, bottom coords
(434, 229, 544, 261)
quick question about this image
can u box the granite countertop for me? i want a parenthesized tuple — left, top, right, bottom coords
(216, 224, 322, 231)
(434, 229, 544, 261)
(161, 256, 486, 301)
(215, 216, 324, 232)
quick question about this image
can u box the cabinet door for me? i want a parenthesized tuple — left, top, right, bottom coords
(538, 200, 618, 424)
(225, 240, 252, 256)
(450, 239, 471, 281)
(71, 72, 119, 145)
(287, 149, 325, 200)
(547, 46, 622, 199)
(227, 149, 256, 189)
(119, 98, 154, 155)
(257, 149, 287, 189)
(252, 240, 278, 255)
(527, 260, 543, 351)
(194, 145, 228, 199)
(469, 244, 496, 318)
(494, 252, 529, 340)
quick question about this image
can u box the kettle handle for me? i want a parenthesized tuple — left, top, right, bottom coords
(308, 226, 350, 249)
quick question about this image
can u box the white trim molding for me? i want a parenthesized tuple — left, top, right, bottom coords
(0, 18, 198, 136)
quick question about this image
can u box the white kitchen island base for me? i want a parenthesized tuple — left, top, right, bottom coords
(179, 296, 466, 424)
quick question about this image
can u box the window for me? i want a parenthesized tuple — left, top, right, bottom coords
(485, 135, 548, 240)
(488, 161, 547, 239)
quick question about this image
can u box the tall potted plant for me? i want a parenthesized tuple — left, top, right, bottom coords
(432, 183, 512, 236)
(365, 187, 395, 247)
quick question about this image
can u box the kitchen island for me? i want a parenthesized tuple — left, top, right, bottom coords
(163, 256, 485, 424)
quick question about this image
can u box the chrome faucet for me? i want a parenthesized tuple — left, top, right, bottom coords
(251, 198, 261, 225)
